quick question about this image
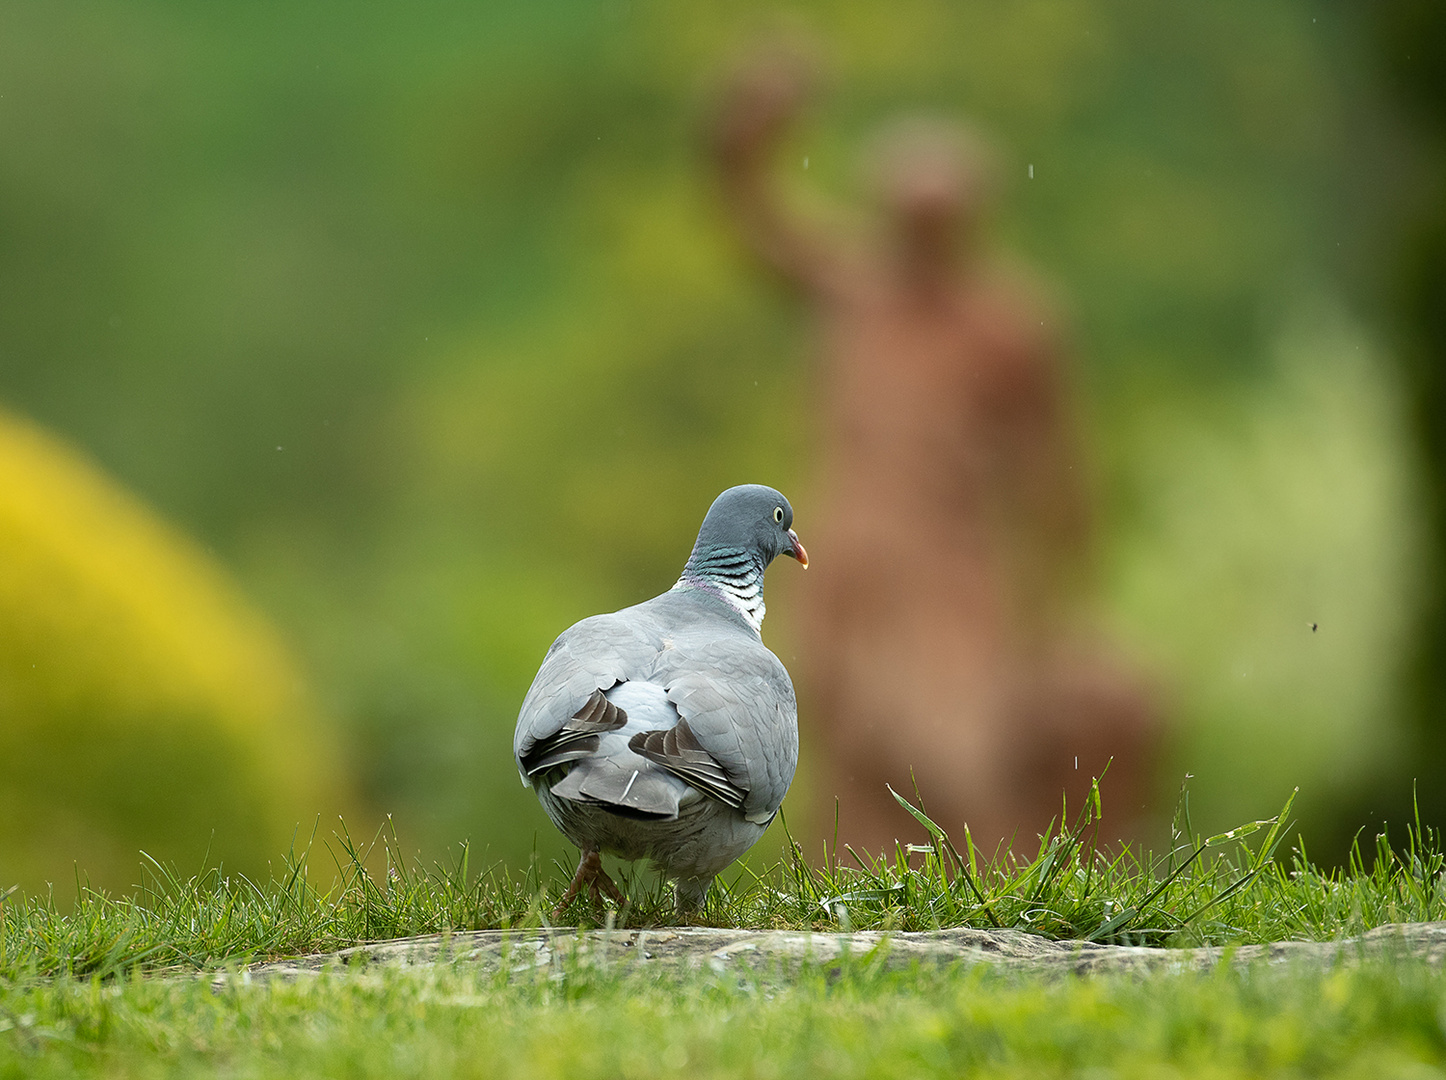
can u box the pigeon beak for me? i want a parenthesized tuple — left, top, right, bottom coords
(787, 529, 809, 569)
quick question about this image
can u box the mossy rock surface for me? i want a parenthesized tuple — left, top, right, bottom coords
(0, 409, 352, 894)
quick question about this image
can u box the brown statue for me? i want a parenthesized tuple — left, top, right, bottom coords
(713, 51, 1157, 858)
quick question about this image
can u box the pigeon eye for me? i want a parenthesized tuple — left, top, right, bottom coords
(773, 507, 784, 523)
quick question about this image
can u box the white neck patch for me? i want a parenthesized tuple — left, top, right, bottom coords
(673, 575, 765, 635)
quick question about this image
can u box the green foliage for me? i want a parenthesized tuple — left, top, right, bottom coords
(0, 410, 353, 896)
(1103, 307, 1424, 847)
(0, 0, 1429, 867)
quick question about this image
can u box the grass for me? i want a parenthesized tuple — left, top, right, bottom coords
(3, 785, 1446, 1077)
(2, 781, 1444, 981)
(1, 956, 1445, 1078)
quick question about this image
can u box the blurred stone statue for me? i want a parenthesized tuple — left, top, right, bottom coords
(712, 49, 1158, 857)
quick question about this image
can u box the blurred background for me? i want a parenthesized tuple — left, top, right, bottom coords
(2, 0, 1443, 895)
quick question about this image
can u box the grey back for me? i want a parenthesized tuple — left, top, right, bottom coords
(514, 588, 798, 821)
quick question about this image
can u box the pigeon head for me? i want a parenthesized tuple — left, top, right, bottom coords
(675, 485, 807, 631)
(691, 484, 808, 569)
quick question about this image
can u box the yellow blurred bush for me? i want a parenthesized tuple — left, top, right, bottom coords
(0, 408, 352, 895)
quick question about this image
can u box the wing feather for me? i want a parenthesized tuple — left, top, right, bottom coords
(628, 719, 747, 809)
(519, 690, 627, 777)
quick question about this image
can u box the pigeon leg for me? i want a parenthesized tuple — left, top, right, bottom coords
(674, 875, 712, 916)
(553, 850, 627, 919)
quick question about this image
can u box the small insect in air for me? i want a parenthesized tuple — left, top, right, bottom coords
(1308, 622, 1318, 632)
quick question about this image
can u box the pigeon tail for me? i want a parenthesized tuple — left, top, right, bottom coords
(549, 756, 683, 820)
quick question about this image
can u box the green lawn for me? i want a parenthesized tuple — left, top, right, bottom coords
(4, 789, 1446, 1076)
(6, 786, 1446, 979)
(4, 955, 1445, 1078)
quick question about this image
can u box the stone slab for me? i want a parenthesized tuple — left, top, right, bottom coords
(212, 921, 1446, 988)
